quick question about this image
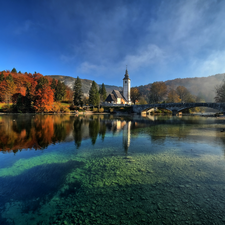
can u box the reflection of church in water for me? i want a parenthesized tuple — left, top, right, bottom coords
(112, 120, 131, 152)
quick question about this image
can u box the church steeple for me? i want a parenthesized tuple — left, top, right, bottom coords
(124, 65, 129, 79)
(123, 66, 131, 103)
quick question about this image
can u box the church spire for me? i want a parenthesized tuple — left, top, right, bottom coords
(124, 65, 129, 79)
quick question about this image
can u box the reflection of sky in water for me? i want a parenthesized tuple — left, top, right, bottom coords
(1, 115, 225, 224)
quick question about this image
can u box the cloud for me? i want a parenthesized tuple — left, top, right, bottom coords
(121, 44, 166, 71)
(78, 62, 106, 75)
(192, 51, 225, 77)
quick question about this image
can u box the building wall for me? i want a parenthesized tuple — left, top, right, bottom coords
(123, 79, 131, 102)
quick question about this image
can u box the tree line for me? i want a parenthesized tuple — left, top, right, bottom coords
(130, 81, 206, 105)
(0, 69, 70, 112)
(73, 77, 107, 107)
(0, 68, 108, 112)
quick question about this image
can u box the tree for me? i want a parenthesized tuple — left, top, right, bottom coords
(73, 76, 83, 106)
(25, 86, 32, 110)
(34, 86, 54, 112)
(138, 96, 148, 105)
(34, 77, 54, 112)
(36, 76, 49, 90)
(215, 79, 225, 102)
(131, 87, 140, 104)
(89, 81, 99, 106)
(0, 72, 4, 82)
(167, 89, 181, 103)
(11, 68, 17, 73)
(55, 80, 66, 101)
(6, 74, 13, 82)
(5, 80, 16, 103)
(176, 86, 191, 103)
(99, 83, 107, 102)
(50, 78, 57, 90)
(149, 82, 167, 103)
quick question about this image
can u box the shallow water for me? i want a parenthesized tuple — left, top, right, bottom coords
(0, 114, 225, 224)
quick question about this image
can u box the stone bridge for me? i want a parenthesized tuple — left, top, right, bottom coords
(132, 103, 225, 115)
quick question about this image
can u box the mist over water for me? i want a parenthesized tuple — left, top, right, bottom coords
(0, 114, 225, 224)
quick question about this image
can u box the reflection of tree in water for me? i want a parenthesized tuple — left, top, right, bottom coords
(99, 121, 106, 141)
(52, 123, 67, 144)
(89, 117, 100, 145)
(0, 115, 73, 153)
(34, 116, 55, 149)
(73, 118, 83, 149)
(147, 124, 192, 142)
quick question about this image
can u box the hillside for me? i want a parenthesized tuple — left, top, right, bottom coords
(47, 75, 122, 96)
(136, 73, 225, 102)
(47, 73, 225, 102)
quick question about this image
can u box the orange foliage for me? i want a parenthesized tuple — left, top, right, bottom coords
(0, 115, 73, 152)
(34, 86, 54, 112)
(0, 70, 70, 111)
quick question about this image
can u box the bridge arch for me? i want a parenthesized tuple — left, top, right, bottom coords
(133, 103, 225, 115)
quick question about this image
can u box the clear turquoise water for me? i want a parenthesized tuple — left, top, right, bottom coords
(0, 114, 225, 224)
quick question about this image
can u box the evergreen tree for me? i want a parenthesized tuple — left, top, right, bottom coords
(0, 72, 4, 82)
(25, 86, 32, 111)
(6, 74, 13, 82)
(55, 81, 66, 101)
(73, 76, 83, 106)
(11, 68, 17, 73)
(99, 83, 107, 102)
(89, 81, 99, 106)
(36, 77, 49, 90)
(50, 78, 57, 90)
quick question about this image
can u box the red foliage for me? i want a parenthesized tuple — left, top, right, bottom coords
(0, 70, 68, 111)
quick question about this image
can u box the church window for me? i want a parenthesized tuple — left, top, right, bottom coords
(125, 81, 127, 83)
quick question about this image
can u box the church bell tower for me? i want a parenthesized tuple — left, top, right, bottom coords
(123, 67, 131, 103)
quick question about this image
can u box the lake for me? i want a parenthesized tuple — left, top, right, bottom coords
(0, 114, 225, 225)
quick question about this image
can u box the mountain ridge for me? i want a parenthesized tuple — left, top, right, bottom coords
(46, 73, 225, 102)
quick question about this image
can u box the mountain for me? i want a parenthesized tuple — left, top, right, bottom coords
(136, 73, 225, 102)
(47, 75, 122, 97)
(47, 73, 225, 102)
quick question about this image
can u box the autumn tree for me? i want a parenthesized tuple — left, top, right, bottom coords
(176, 86, 192, 103)
(34, 77, 54, 112)
(0, 72, 4, 82)
(131, 87, 140, 104)
(215, 79, 225, 102)
(4, 80, 16, 103)
(55, 80, 66, 101)
(73, 76, 83, 106)
(99, 83, 107, 102)
(167, 89, 181, 103)
(149, 82, 167, 103)
(89, 81, 100, 106)
(138, 96, 148, 105)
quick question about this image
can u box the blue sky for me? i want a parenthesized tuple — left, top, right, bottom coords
(1, 0, 225, 87)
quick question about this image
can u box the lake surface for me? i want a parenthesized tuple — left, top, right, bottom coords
(0, 114, 225, 225)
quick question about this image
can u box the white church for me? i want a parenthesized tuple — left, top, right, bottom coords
(105, 68, 131, 105)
